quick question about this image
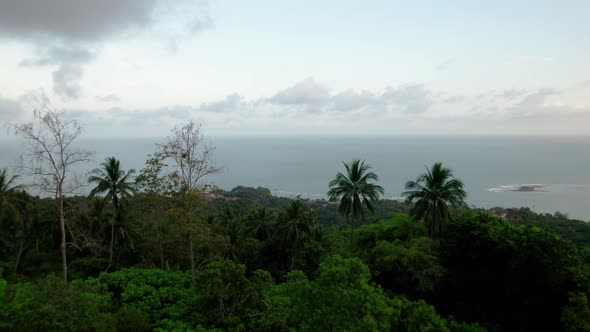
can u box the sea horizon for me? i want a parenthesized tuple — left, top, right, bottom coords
(2, 135, 589, 221)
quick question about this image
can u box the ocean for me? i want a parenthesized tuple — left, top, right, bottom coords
(1, 136, 589, 221)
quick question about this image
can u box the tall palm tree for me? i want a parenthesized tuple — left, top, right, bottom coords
(0, 168, 24, 223)
(0, 169, 26, 273)
(328, 159, 384, 243)
(403, 162, 466, 237)
(245, 206, 275, 241)
(89, 157, 135, 263)
(278, 199, 316, 271)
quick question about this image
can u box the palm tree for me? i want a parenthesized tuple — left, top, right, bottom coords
(245, 206, 275, 241)
(0, 168, 24, 223)
(0, 169, 26, 273)
(88, 157, 135, 264)
(403, 162, 466, 237)
(328, 159, 384, 243)
(278, 199, 316, 271)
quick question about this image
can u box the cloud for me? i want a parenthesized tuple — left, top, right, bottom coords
(19, 45, 97, 100)
(268, 79, 439, 115)
(52, 64, 83, 100)
(329, 89, 377, 112)
(270, 77, 330, 105)
(501, 88, 590, 121)
(382, 84, 433, 114)
(502, 89, 528, 100)
(0, 1, 159, 42)
(435, 59, 454, 71)
(18, 89, 51, 109)
(442, 96, 464, 104)
(514, 89, 559, 110)
(19, 45, 97, 67)
(0, 96, 24, 121)
(0, 90, 49, 122)
(95, 94, 121, 103)
(17, 79, 589, 137)
(583, 80, 590, 87)
(0, 0, 212, 100)
(197, 93, 244, 113)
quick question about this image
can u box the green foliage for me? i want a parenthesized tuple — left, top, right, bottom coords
(193, 260, 276, 330)
(345, 214, 444, 297)
(114, 306, 152, 332)
(274, 255, 456, 331)
(487, 207, 590, 247)
(3, 172, 590, 332)
(277, 199, 318, 271)
(91, 268, 196, 328)
(388, 296, 450, 332)
(355, 213, 428, 247)
(437, 212, 586, 331)
(0, 278, 10, 330)
(3, 275, 113, 332)
(561, 292, 590, 332)
(371, 237, 445, 295)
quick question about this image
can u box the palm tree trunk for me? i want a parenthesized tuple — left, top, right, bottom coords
(14, 239, 25, 274)
(157, 222, 164, 270)
(110, 205, 115, 264)
(159, 239, 165, 270)
(432, 201, 437, 238)
(14, 218, 27, 274)
(156, 204, 165, 269)
(188, 224, 196, 285)
(290, 247, 297, 271)
(350, 213, 355, 248)
(59, 192, 67, 283)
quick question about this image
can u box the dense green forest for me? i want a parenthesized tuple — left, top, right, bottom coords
(1, 111, 590, 331)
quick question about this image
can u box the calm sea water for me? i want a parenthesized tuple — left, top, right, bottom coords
(1, 136, 589, 221)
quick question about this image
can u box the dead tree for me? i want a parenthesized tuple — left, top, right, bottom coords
(13, 108, 92, 283)
(158, 121, 221, 284)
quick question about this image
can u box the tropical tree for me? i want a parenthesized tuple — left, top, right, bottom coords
(135, 154, 174, 269)
(278, 199, 317, 271)
(245, 206, 276, 241)
(158, 121, 222, 284)
(0, 169, 24, 223)
(0, 169, 27, 273)
(402, 162, 466, 237)
(327, 159, 384, 243)
(88, 157, 135, 264)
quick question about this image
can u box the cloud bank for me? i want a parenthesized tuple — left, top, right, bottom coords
(3, 77, 587, 137)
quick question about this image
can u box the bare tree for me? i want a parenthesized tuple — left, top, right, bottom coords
(13, 108, 93, 283)
(158, 121, 221, 284)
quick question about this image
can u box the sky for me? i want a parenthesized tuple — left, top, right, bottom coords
(0, 0, 589, 137)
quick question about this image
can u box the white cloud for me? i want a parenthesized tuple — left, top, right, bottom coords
(382, 84, 433, 114)
(95, 94, 121, 103)
(329, 89, 377, 112)
(270, 77, 330, 106)
(4, 78, 589, 137)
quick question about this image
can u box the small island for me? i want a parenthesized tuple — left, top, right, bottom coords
(511, 185, 548, 192)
